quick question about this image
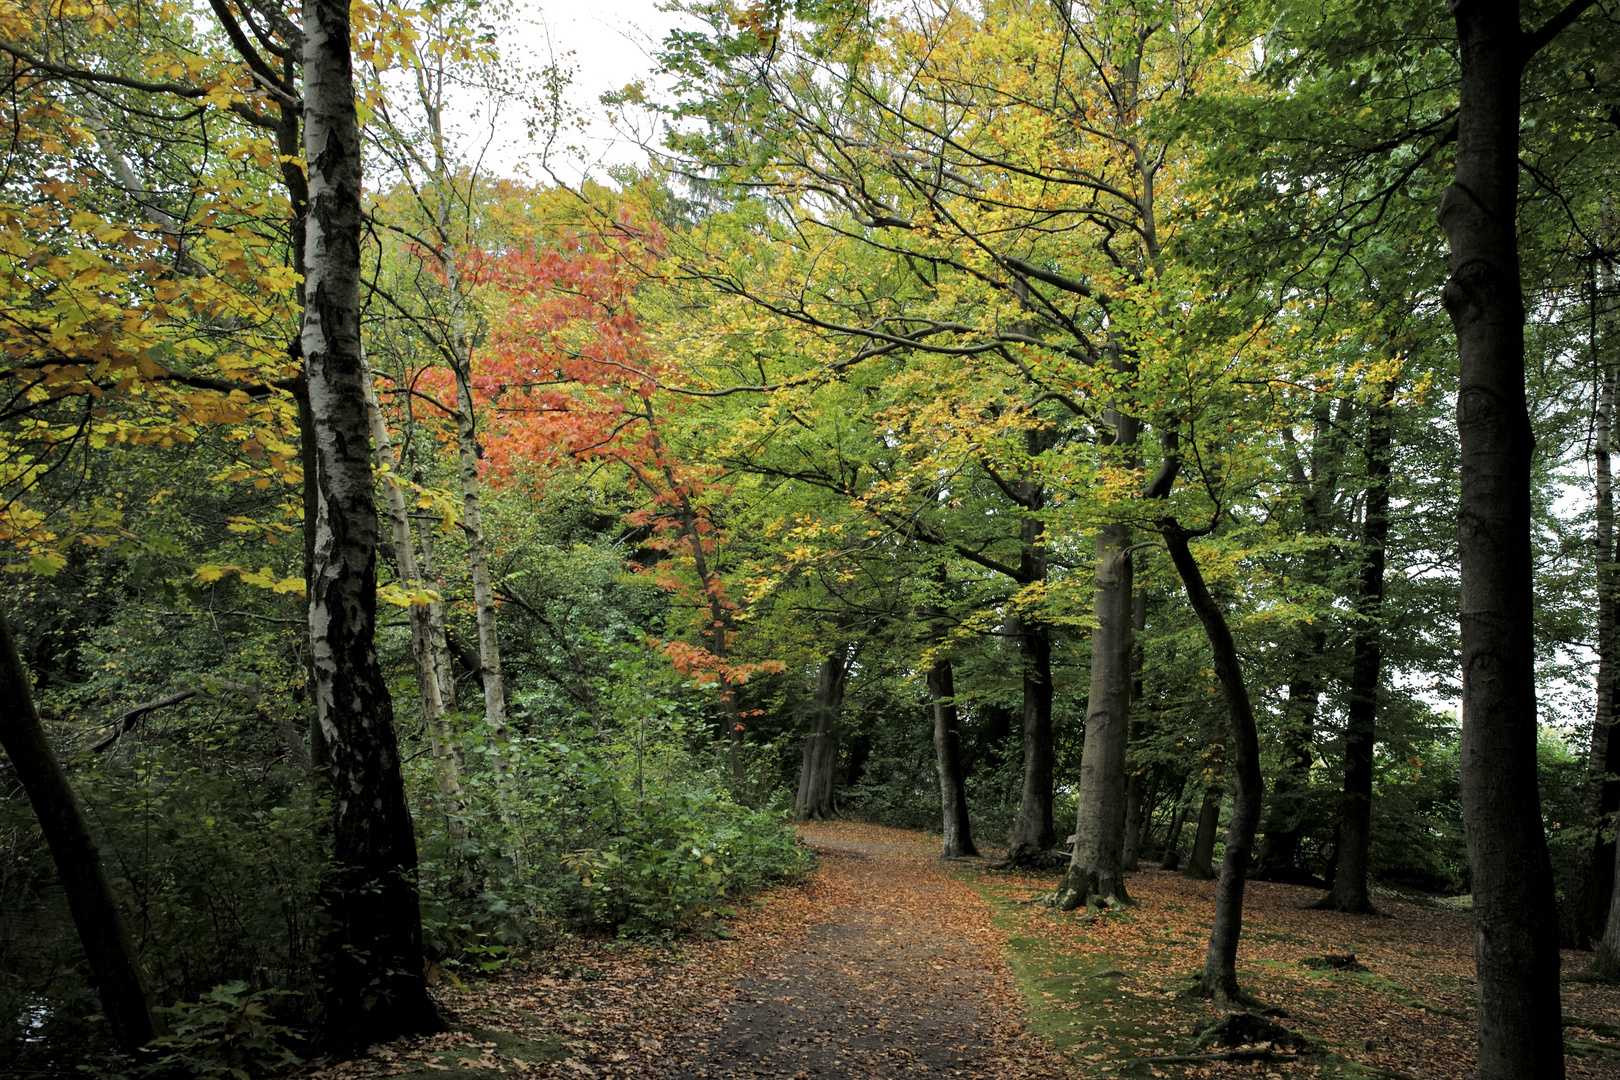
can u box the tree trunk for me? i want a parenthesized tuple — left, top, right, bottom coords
(302, 0, 441, 1046)
(1160, 787, 1189, 871)
(794, 649, 849, 821)
(1255, 402, 1345, 883)
(415, 514, 459, 715)
(1122, 759, 1148, 872)
(1057, 517, 1135, 908)
(1438, 4, 1565, 1073)
(0, 609, 159, 1054)
(451, 355, 510, 751)
(1165, 531, 1264, 1006)
(1252, 669, 1317, 883)
(1577, 230, 1618, 948)
(1006, 611, 1055, 863)
(362, 354, 465, 832)
(929, 657, 977, 858)
(1006, 462, 1054, 865)
(1323, 387, 1394, 913)
(1183, 787, 1221, 881)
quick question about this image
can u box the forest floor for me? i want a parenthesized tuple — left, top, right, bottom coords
(307, 822, 1620, 1080)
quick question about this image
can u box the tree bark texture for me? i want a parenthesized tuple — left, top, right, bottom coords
(0, 609, 159, 1053)
(302, 0, 440, 1046)
(1165, 531, 1264, 1004)
(1438, 3, 1565, 1073)
(794, 649, 850, 821)
(1058, 520, 1135, 907)
(1324, 388, 1394, 913)
(1183, 786, 1221, 881)
(929, 657, 977, 858)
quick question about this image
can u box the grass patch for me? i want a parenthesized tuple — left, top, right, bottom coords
(385, 1027, 567, 1080)
(963, 869, 1208, 1077)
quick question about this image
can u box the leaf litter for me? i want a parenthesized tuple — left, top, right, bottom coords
(298, 824, 1620, 1080)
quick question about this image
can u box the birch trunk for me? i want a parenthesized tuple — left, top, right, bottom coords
(302, 0, 439, 1044)
(361, 357, 465, 830)
(1438, 4, 1564, 1071)
(451, 351, 510, 759)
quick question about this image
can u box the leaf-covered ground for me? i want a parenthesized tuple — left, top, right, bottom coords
(305, 823, 1620, 1080)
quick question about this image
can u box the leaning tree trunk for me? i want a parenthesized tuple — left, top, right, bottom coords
(1165, 530, 1264, 1006)
(1438, 3, 1565, 1074)
(450, 353, 510, 759)
(302, 0, 441, 1046)
(361, 356, 465, 832)
(929, 657, 977, 858)
(794, 649, 850, 821)
(1182, 786, 1221, 882)
(1323, 387, 1394, 913)
(0, 609, 159, 1054)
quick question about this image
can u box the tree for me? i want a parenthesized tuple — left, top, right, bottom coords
(1437, 2, 1599, 1074)
(301, 0, 440, 1045)
(0, 608, 159, 1053)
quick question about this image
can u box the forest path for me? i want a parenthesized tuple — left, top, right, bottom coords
(656, 822, 1059, 1079)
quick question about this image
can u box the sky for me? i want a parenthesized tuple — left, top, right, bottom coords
(482, 0, 698, 183)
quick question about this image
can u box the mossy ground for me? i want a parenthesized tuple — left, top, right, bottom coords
(957, 863, 1620, 1079)
(377, 1026, 568, 1080)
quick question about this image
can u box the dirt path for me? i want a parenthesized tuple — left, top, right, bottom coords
(309, 823, 1065, 1080)
(656, 823, 1060, 1079)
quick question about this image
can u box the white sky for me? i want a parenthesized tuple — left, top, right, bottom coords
(489, 0, 697, 183)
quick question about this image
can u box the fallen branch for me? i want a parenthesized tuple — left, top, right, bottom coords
(91, 680, 259, 752)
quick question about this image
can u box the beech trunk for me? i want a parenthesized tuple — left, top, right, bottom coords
(1323, 388, 1394, 913)
(1006, 610, 1055, 863)
(1160, 790, 1189, 871)
(1057, 518, 1135, 908)
(0, 610, 159, 1053)
(1438, 3, 1565, 1073)
(1006, 462, 1055, 864)
(794, 650, 850, 821)
(1183, 787, 1221, 881)
(1577, 233, 1618, 948)
(929, 658, 977, 858)
(1164, 531, 1264, 1004)
(302, 0, 440, 1045)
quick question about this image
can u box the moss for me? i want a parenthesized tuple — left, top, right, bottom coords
(386, 1027, 568, 1080)
(963, 871, 1208, 1077)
